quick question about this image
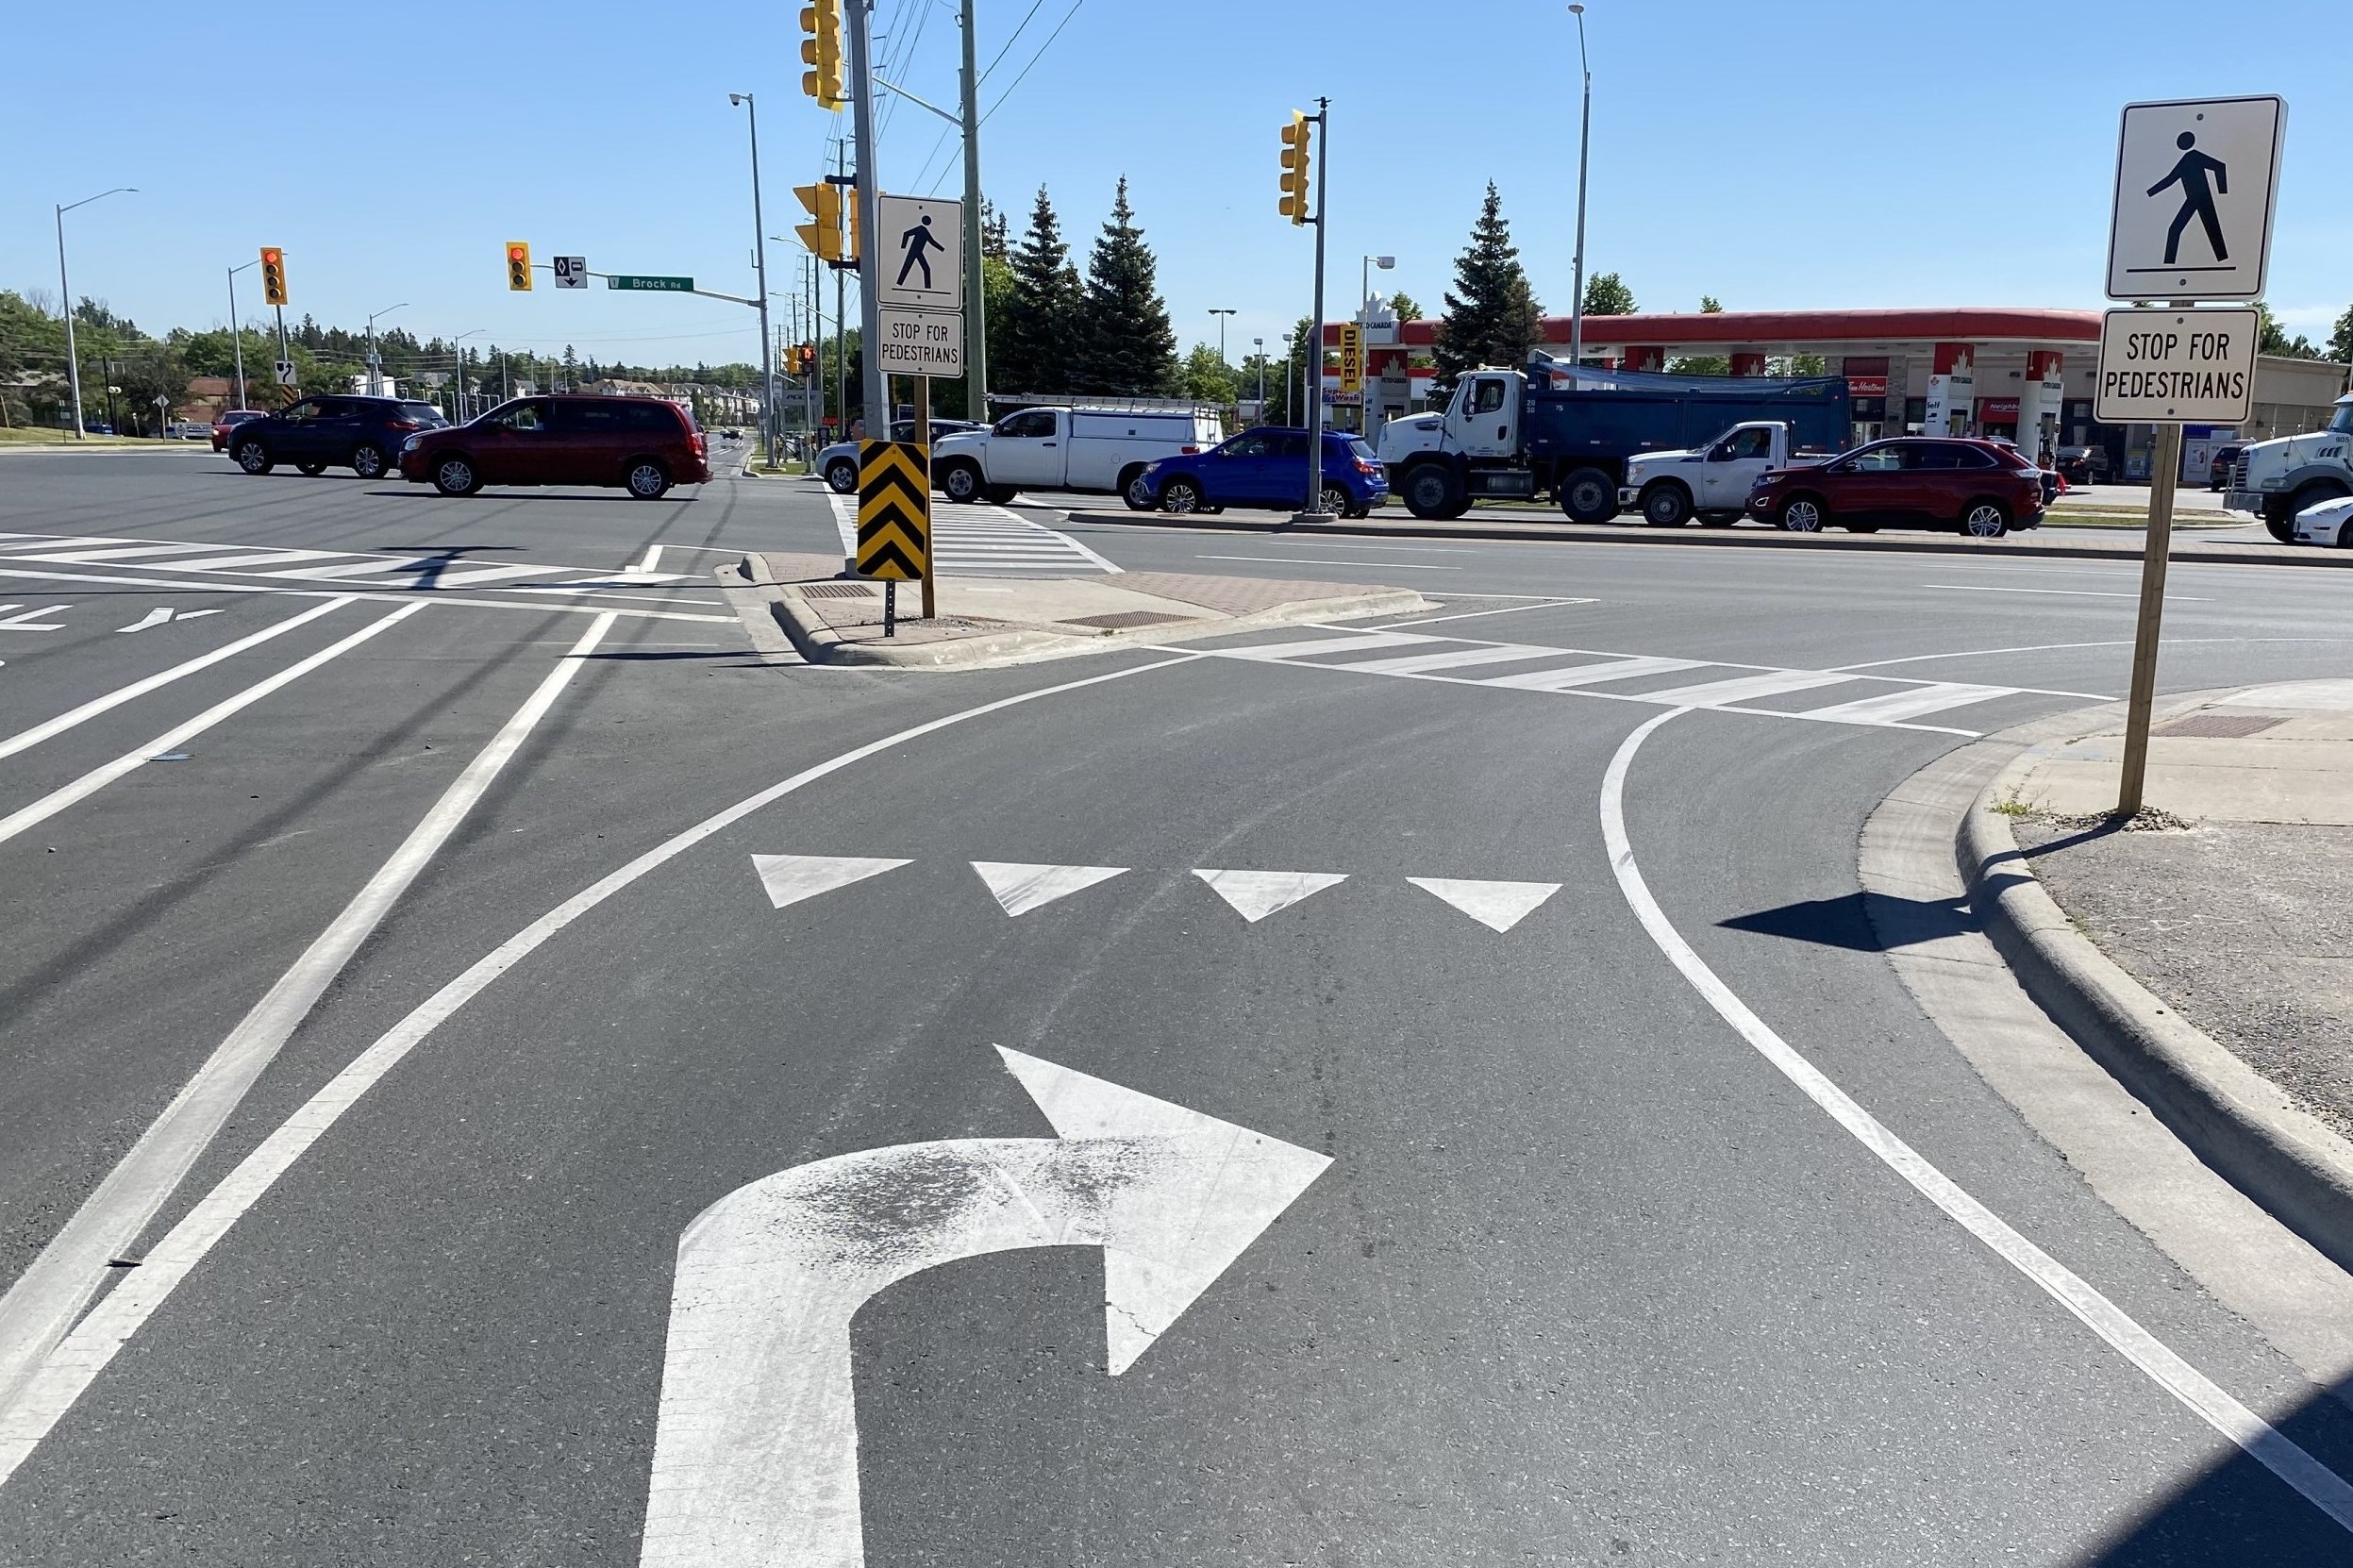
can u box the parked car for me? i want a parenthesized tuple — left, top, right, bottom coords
(1131, 427, 1389, 518)
(2054, 445, 2109, 486)
(396, 394, 709, 499)
(225, 395, 447, 478)
(2291, 494, 2353, 548)
(1746, 437, 2047, 537)
(209, 409, 268, 452)
(929, 407, 1225, 507)
(2208, 443, 2245, 491)
(816, 420, 985, 493)
(166, 420, 211, 441)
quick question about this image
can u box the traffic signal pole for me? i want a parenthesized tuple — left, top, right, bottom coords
(847, 0, 886, 430)
(1300, 98, 1331, 521)
(959, 0, 986, 422)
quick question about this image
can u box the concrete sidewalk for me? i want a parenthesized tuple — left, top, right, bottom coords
(730, 550, 1426, 669)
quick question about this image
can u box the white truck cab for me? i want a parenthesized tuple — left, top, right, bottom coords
(2224, 395, 2353, 542)
(931, 406, 1225, 507)
(1620, 422, 1813, 527)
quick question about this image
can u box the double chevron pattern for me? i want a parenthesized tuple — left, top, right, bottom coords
(1198, 627, 2078, 735)
(854, 440, 930, 581)
(826, 493, 1121, 576)
(0, 532, 690, 595)
(750, 854, 1561, 931)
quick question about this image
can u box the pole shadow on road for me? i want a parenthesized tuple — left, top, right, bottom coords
(1718, 889, 1974, 952)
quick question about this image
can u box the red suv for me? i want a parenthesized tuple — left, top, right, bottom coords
(1747, 438, 2045, 537)
(398, 394, 709, 499)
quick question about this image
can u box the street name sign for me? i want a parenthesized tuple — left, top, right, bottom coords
(608, 274, 693, 292)
(876, 193, 962, 312)
(2106, 95, 2284, 301)
(875, 306, 964, 377)
(2094, 307, 2259, 425)
(855, 439, 930, 580)
(552, 256, 589, 289)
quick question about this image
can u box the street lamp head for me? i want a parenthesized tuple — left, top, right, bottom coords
(729, 92, 745, 106)
(1373, 256, 1395, 270)
(1568, 3, 1583, 12)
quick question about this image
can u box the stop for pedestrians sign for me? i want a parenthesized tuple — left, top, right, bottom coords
(2105, 95, 2284, 302)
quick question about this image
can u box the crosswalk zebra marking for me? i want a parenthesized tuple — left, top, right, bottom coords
(1632, 669, 1861, 709)
(826, 493, 1121, 576)
(0, 530, 693, 597)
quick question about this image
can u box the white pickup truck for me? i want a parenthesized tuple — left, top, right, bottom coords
(930, 406, 1225, 507)
(1618, 422, 1831, 527)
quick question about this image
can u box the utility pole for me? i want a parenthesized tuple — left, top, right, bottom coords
(847, 0, 886, 428)
(959, 0, 987, 423)
(225, 260, 257, 410)
(1567, 3, 1593, 375)
(730, 92, 777, 471)
(834, 139, 850, 435)
(1300, 97, 1331, 520)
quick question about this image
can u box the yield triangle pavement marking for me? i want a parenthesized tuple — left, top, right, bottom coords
(1193, 869, 1348, 924)
(971, 861, 1127, 916)
(751, 853, 910, 909)
(1407, 876, 1562, 933)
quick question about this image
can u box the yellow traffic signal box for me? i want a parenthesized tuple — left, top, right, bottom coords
(259, 246, 288, 306)
(800, 0, 844, 109)
(507, 241, 533, 292)
(794, 183, 859, 264)
(1279, 112, 1313, 225)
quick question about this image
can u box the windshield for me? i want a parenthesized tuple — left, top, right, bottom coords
(2330, 401, 2353, 436)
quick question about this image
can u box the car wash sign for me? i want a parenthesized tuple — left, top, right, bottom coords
(2094, 308, 2258, 425)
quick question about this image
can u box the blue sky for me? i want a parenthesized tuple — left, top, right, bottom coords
(6, 0, 2347, 372)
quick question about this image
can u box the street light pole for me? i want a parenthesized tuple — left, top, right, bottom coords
(54, 187, 135, 438)
(226, 259, 259, 411)
(960, 0, 988, 423)
(451, 328, 487, 420)
(1254, 336, 1265, 414)
(1358, 253, 1393, 434)
(1567, 3, 1593, 376)
(365, 304, 409, 397)
(1209, 308, 1235, 404)
(730, 92, 778, 471)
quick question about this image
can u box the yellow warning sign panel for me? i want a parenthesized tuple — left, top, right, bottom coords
(856, 439, 929, 580)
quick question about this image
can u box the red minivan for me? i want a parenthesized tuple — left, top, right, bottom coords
(398, 394, 709, 499)
(1746, 437, 2046, 537)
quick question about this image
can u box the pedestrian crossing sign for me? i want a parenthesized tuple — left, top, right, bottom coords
(2106, 95, 2283, 303)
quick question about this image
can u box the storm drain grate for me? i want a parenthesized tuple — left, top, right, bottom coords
(2153, 712, 2285, 739)
(1064, 610, 1192, 630)
(800, 583, 876, 600)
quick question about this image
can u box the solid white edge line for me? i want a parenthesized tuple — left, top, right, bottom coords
(0, 565, 732, 625)
(1830, 636, 2353, 673)
(0, 612, 620, 1413)
(0, 598, 350, 763)
(1597, 707, 2353, 1533)
(637, 544, 663, 574)
(0, 648, 1202, 1489)
(0, 602, 427, 848)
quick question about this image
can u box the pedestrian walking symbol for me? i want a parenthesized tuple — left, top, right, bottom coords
(2106, 95, 2283, 302)
(2148, 133, 2228, 266)
(895, 215, 943, 291)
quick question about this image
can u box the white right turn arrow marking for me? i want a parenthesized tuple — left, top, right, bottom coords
(637, 1046, 1330, 1568)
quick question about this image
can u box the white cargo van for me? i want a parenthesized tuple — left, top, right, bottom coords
(931, 407, 1226, 506)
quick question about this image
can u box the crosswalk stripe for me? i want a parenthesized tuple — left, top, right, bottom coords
(8, 542, 235, 564)
(1633, 669, 1861, 708)
(1796, 682, 2017, 726)
(253, 557, 430, 579)
(1482, 656, 1711, 692)
(150, 549, 349, 572)
(1340, 642, 1578, 676)
(1223, 631, 1438, 661)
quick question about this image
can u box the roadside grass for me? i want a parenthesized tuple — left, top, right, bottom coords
(0, 426, 178, 448)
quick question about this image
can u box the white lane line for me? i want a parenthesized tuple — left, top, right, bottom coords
(1829, 636, 2353, 674)
(1921, 583, 2214, 602)
(638, 543, 663, 574)
(0, 650, 1202, 1490)
(0, 607, 71, 631)
(0, 565, 733, 625)
(0, 602, 426, 848)
(1196, 554, 1461, 571)
(0, 611, 616, 1418)
(1377, 599, 1595, 628)
(0, 599, 350, 764)
(1598, 709, 2353, 1535)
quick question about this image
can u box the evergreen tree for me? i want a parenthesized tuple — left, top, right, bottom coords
(1434, 183, 1543, 388)
(1071, 177, 1178, 396)
(981, 199, 1010, 260)
(998, 186, 1085, 395)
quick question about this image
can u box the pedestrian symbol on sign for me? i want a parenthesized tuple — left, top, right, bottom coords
(2147, 133, 2228, 265)
(895, 214, 943, 291)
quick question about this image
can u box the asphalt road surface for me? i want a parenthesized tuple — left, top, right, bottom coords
(4, 450, 2352, 1565)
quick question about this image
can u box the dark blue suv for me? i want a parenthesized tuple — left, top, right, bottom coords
(225, 393, 448, 480)
(1134, 426, 1388, 518)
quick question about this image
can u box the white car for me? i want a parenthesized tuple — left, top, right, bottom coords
(2291, 494, 2353, 547)
(816, 419, 984, 493)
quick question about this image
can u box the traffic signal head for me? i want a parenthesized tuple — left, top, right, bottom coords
(259, 246, 288, 307)
(800, 0, 844, 109)
(507, 241, 533, 292)
(794, 182, 858, 263)
(1279, 111, 1313, 225)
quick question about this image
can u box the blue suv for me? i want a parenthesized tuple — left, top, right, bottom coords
(1134, 426, 1388, 518)
(225, 393, 448, 480)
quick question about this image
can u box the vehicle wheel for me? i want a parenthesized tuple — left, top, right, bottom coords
(295, 460, 326, 475)
(1560, 466, 1617, 524)
(2286, 484, 2350, 543)
(939, 460, 983, 504)
(1120, 466, 1154, 511)
(432, 456, 480, 497)
(2263, 514, 2295, 544)
(1319, 482, 1352, 516)
(983, 484, 1020, 506)
(1697, 511, 1739, 529)
(1400, 464, 1462, 520)
(234, 439, 273, 475)
(1639, 482, 1692, 527)
(826, 458, 860, 493)
(1844, 519, 1881, 534)
(1961, 499, 2011, 538)
(1343, 503, 1370, 520)
(349, 442, 387, 479)
(625, 459, 672, 500)
(1777, 494, 1828, 532)
(1160, 477, 1205, 514)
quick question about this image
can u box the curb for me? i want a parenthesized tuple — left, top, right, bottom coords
(739, 555, 1425, 671)
(1060, 509, 2339, 568)
(1959, 733, 2353, 1276)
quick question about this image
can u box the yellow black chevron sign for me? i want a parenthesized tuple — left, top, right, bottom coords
(856, 439, 929, 580)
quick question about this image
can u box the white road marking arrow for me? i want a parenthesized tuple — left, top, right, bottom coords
(751, 854, 909, 910)
(1407, 876, 1562, 933)
(1193, 868, 1348, 923)
(0, 605, 70, 632)
(970, 860, 1126, 915)
(117, 607, 224, 633)
(638, 1045, 1330, 1568)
